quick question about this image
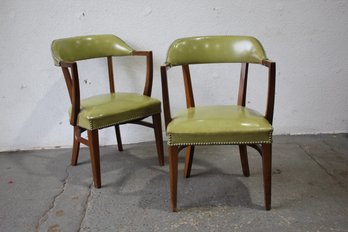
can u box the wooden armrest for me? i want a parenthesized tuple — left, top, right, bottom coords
(133, 51, 153, 96)
(262, 59, 276, 124)
(160, 65, 172, 128)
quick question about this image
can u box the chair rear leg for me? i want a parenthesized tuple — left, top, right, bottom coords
(169, 146, 179, 212)
(88, 130, 101, 188)
(239, 145, 250, 177)
(152, 113, 165, 166)
(184, 146, 195, 178)
(71, 126, 81, 166)
(262, 143, 272, 210)
(115, 125, 123, 151)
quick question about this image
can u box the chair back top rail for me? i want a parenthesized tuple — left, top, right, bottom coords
(165, 36, 267, 66)
(51, 34, 134, 66)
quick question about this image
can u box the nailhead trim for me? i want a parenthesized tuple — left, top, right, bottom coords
(167, 132, 273, 146)
(84, 109, 161, 130)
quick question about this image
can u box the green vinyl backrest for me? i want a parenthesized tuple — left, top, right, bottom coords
(165, 36, 267, 66)
(51, 34, 134, 66)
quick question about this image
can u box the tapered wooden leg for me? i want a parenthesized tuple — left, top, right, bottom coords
(115, 125, 123, 151)
(88, 130, 101, 188)
(239, 145, 250, 177)
(184, 146, 195, 178)
(169, 146, 179, 212)
(71, 126, 81, 166)
(152, 114, 165, 166)
(262, 143, 272, 210)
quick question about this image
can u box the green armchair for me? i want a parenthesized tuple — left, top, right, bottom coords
(161, 36, 276, 211)
(51, 34, 164, 188)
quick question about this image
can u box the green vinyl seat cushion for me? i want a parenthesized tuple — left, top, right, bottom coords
(69, 93, 161, 130)
(167, 105, 273, 146)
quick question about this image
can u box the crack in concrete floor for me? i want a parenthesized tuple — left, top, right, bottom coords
(78, 183, 92, 232)
(36, 165, 70, 232)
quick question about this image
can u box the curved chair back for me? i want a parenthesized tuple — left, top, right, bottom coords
(166, 36, 267, 66)
(51, 34, 134, 66)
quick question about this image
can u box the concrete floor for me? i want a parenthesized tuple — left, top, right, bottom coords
(0, 134, 348, 232)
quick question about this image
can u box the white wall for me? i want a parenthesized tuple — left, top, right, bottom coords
(0, 0, 347, 151)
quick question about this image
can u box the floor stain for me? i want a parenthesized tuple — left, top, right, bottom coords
(48, 224, 61, 232)
(55, 210, 64, 217)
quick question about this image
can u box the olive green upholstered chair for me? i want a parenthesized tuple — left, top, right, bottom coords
(161, 36, 276, 211)
(51, 34, 164, 188)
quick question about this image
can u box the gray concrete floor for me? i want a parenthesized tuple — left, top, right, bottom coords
(1, 134, 348, 232)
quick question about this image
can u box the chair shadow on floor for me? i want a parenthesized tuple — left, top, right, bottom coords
(82, 145, 263, 211)
(138, 167, 262, 211)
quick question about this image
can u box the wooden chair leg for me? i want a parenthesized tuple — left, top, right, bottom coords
(262, 143, 272, 210)
(169, 146, 179, 212)
(239, 145, 250, 177)
(71, 126, 81, 166)
(152, 113, 165, 166)
(88, 130, 101, 188)
(115, 125, 123, 151)
(184, 145, 195, 178)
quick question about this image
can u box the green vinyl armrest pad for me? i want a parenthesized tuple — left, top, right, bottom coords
(167, 105, 273, 146)
(69, 93, 161, 130)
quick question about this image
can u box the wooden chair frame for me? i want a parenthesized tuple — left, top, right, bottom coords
(60, 51, 164, 188)
(161, 59, 276, 211)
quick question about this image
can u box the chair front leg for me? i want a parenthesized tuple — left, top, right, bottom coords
(88, 130, 101, 188)
(239, 145, 250, 177)
(71, 126, 81, 166)
(184, 146, 195, 178)
(262, 143, 272, 210)
(169, 146, 179, 212)
(152, 113, 165, 166)
(115, 125, 123, 151)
